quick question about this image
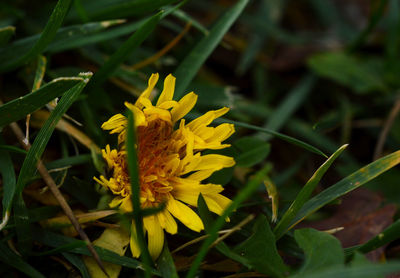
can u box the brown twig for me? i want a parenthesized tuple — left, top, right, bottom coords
(7, 120, 109, 277)
(373, 98, 400, 160)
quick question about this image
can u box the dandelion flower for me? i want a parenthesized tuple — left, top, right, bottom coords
(94, 73, 235, 259)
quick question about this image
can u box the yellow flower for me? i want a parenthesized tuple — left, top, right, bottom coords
(94, 73, 235, 259)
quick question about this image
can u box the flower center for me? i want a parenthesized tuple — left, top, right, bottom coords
(137, 119, 175, 207)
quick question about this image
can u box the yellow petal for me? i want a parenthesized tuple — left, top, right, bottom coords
(182, 154, 235, 174)
(101, 114, 127, 134)
(166, 194, 204, 232)
(187, 169, 215, 181)
(203, 194, 231, 216)
(135, 73, 159, 108)
(206, 123, 235, 143)
(171, 92, 198, 123)
(124, 102, 147, 127)
(130, 222, 141, 258)
(156, 74, 176, 106)
(157, 210, 177, 234)
(187, 107, 229, 131)
(143, 216, 164, 259)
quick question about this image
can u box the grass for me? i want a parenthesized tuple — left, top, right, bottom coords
(1, 0, 400, 277)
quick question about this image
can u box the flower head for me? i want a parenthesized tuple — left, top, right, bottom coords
(94, 73, 235, 259)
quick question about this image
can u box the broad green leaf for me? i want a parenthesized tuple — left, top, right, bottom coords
(294, 228, 344, 274)
(173, 0, 249, 99)
(186, 164, 270, 278)
(274, 144, 348, 239)
(0, 241, 45, 278)
(0, 0, 72, 72)
(157, 244, 179, 278)
(235, 215, 287, 277)
(233, 136, 270, 167)
(290, 262, 400, 278)
(87, 11, 162, 89)
(84, 228, 130, 278)
(0, 26, 15, 46)
(0, 78, 81, 128)
(307, 52, 387, 93)
(288, 150, 400, 231)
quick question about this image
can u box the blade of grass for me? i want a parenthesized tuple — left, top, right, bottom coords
(157, 244, 179, 278)
(0, 78, 81, 128)
(173, 0, 249, 99)
(260, 74, 316, 141)
(0, 145, 27, 155)
(31, 227, 160, 275)
(0, 137, 16, 230)
(87, 11, 162, 90)
(0, 0, 72, 72)
(63, 252, 90, 278)
(287, 149, 400, 232)
(0, 241, 45, 278)
(219, 118, 327, 158)
(126, 110, 152, 277)
(0, 26, 15, 46)
(274, 144, 348, 239)
(185, 164, 271, 278)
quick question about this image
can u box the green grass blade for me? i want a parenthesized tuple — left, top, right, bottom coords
(0, 241, 45, 278)
(173, 0, 249, 99)
(260, 74, 316, 140)
(274, 144, 348, 239)
(0, 138, 16, 221)
(0, 145, 27, 155)
(88, 12, 162, 90)
(0, 78, 81, 128)
(185, 164, 270, 278)
(31, 228, 160, 276)
(157, 244, 179, 278)
(0, 0, 72, 72)
(345, 219, 400, 255)
(13, 73, 91, 253)
(219, 119, 327, 158)
(0, 26, 15, 46)
(287, 150, 400, 231)
(62, 252, 90, 278)
(126, 110, 152, 276)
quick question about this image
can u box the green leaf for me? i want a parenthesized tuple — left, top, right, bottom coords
(234, 136, 270, 167)
(219, 118, 327, 158)
(274, 144, 348, 239)
(157, 244, 179, 278)
(0, 241, 45, 278)
(186, 164, 270, 278)
(288, 150, 400, 231)
(0, 145, 27, 155)
(0, 26, 15, 46)
(173, 0, 249, 99)
(307, 52, 387, 93)
(0, 78, 81, 128)
(235, 215, 287, 277)
(294, 228, 344, 274)
(0, 0, 72, 72)
(87, 11, 162, 90)
(290, 262, 400, 278)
